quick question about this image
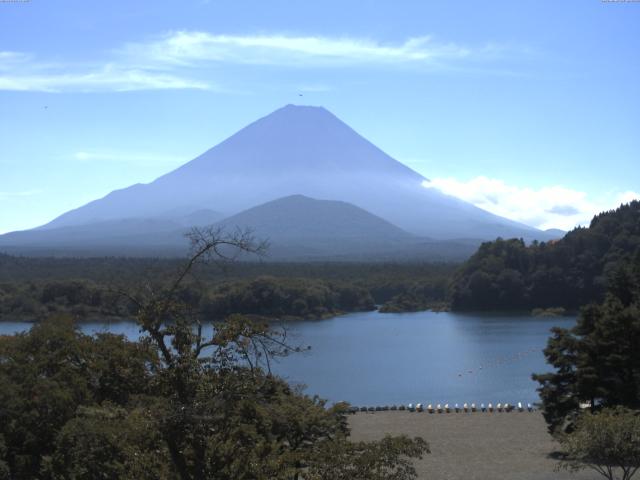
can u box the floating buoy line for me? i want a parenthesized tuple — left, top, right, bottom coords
(348, 401, 534, 414)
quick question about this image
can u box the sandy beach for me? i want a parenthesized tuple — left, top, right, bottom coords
(349, 411, 601, 480)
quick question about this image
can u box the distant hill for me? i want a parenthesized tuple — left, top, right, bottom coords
(0, 212, 220, 257)
(218, 194, 409, 245)
(214, 195, 478, 261)
(450, 201, 640, 311)
(0, 195, 479, 261)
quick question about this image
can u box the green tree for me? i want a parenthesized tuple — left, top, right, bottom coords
(556, 407, 640, 480)
(122, 227, 428, 479)
(533, 255, 640, 433)
(1, 227, 429, 479)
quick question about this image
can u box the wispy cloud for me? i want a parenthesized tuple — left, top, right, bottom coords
(0, 52, 210, 92)
(0, 31, 514, 92)
(120, 32, 478, 67)
(0, 189, 42, 198)
(73, 150, 185, 166)
(297, 84, 332, 93)
(423, 176, 640, 230)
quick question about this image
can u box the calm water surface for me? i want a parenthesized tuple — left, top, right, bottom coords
(1, 311, 575, 406)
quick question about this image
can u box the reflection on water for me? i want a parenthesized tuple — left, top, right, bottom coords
(1, 311, 575, 405)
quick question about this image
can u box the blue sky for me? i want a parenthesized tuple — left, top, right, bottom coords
(1, 0, 639, 233)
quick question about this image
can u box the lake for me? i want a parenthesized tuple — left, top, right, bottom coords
(0, 311, 575, 407)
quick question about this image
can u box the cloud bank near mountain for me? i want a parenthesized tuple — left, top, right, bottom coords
(423, 176, 640, 231)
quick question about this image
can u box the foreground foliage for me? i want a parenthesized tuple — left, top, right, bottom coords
(0, 228, 428, 479)
(557, 407, 640, 480)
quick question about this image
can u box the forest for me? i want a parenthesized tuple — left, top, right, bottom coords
(0, 256, 454, 321)
(449, 201, 640, 311)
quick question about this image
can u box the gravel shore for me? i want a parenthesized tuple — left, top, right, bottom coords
(349, 411, 600, 480)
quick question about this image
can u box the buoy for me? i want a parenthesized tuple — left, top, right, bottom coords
(471, 403, 477, 412)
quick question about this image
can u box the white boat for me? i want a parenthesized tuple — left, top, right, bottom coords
(408, 403, 414, 412)
(445, 403, 450, 413)
(427, 404, 434, 413)
(497, 403, 502, 412)
(527, 403, 533, 412)
(436, 403, 442, 413)
(471, 403, 477, 412)
(488, 403, 493, 412)
(416, 403, 423, 412)
(517, 402, 523, 412)
(463, 402, 468, 412)
(480, 403, 486, 412)
(454, 403, 460, 413)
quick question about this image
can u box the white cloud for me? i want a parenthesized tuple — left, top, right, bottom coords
(0, 32, 511, 92)
(73, 150, 185, 166)
(0, 63, 210, 93)
(422, 176, 640, 231)
(120, 32, 475, 67)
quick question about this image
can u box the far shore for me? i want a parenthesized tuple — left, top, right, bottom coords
(349, 411, 600, 480)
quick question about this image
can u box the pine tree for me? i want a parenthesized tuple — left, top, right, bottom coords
(533, 253, 640, 433)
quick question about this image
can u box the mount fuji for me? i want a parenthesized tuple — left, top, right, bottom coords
(0, 104, 557, 258)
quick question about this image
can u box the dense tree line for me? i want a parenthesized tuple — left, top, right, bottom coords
(0, 254, 456, 292)
(450, 201, 640, 311)
(0, 276, 374, 322)
(0, 257, 456, 321)
(0, 228, 429, 479)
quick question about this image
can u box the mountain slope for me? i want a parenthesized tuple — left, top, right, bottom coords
(34, 104, 551, 242)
